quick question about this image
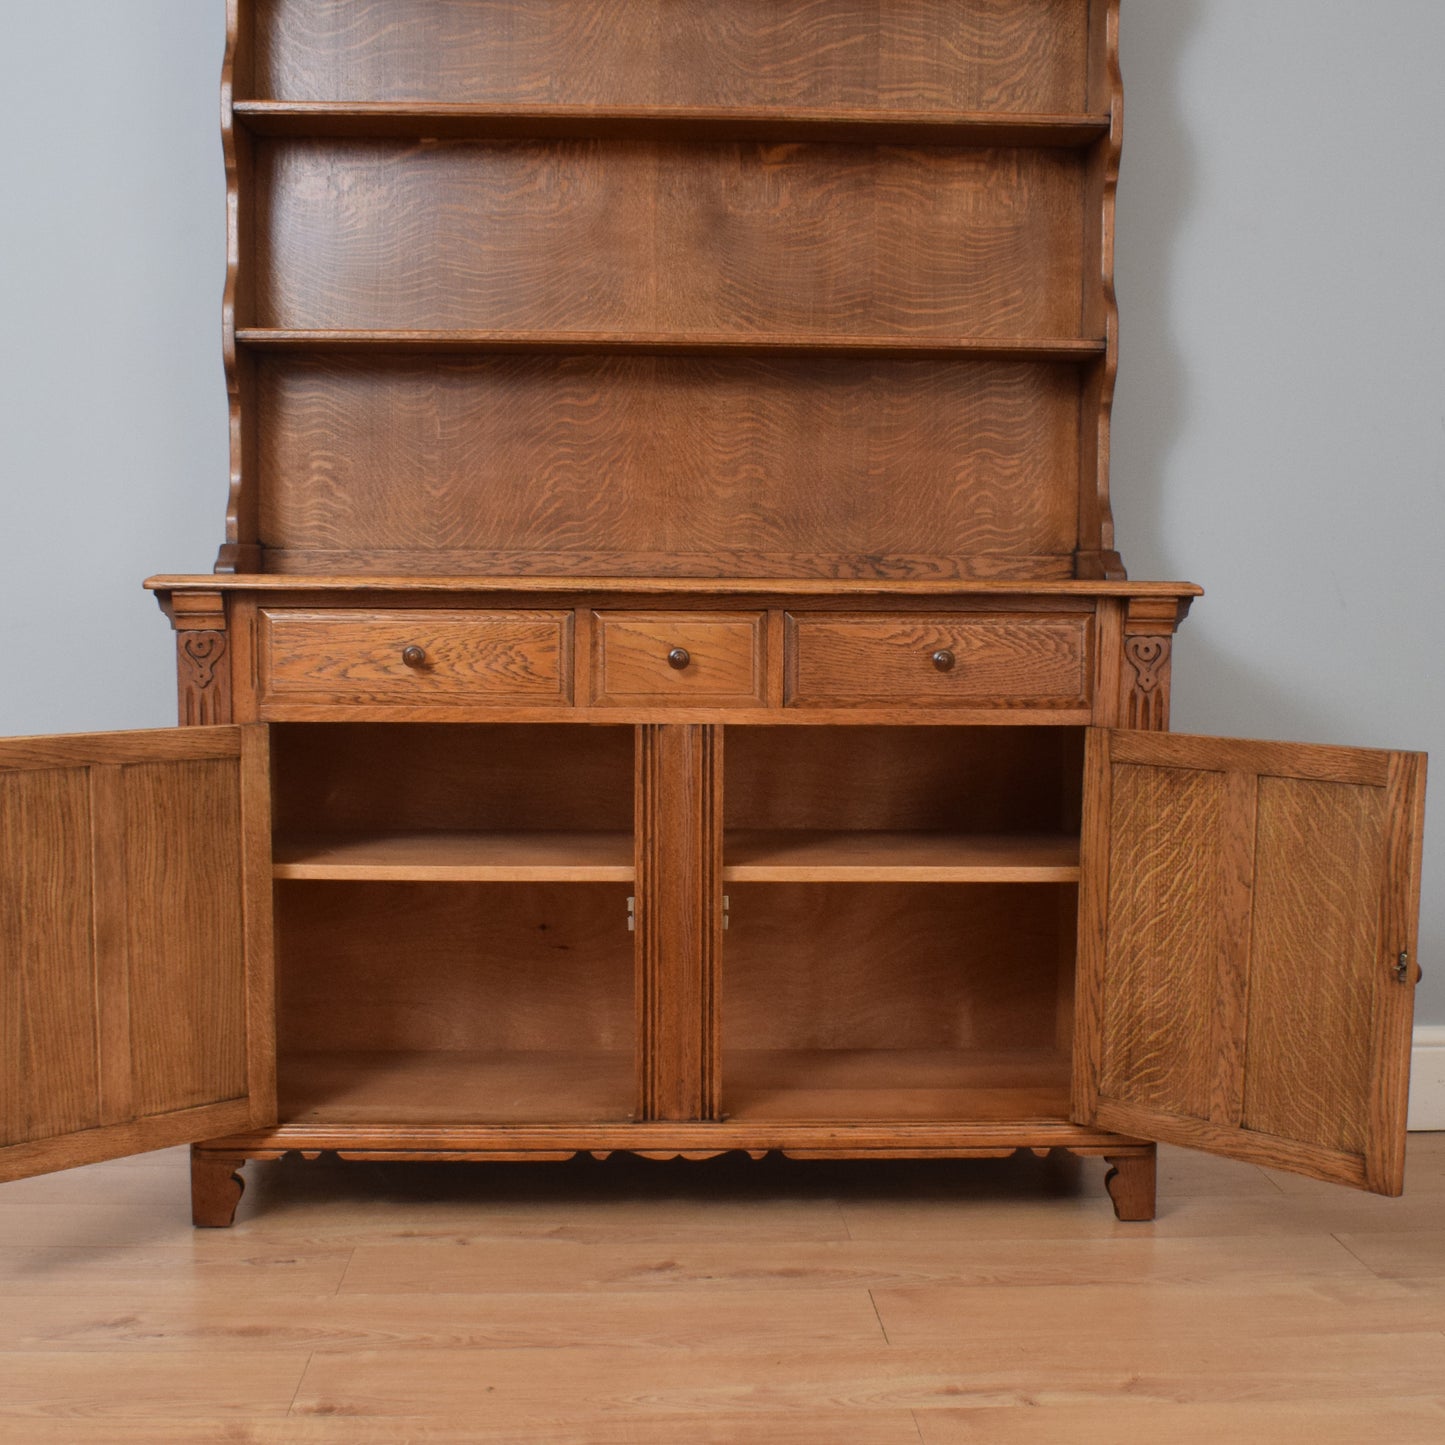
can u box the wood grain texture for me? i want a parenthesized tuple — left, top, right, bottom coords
(273, 831, 635, 882)
(11, 1126, 1445, 1440)
(255, 354, 1083, 576)
(722, 1048, 1070, 1124)
(722, 831, 1079, 883)
(236, 101, 1111, 148)
(259, 609, 572, 705)
(270, 723, 634, 835)
(251, 0, 1091, 113)
(1093, 760, 1228, 1120)
(636, 725, 722, 1121)
(723, 883, 1069, 1054)
(278, 1051, 637, 1126)
(592, 613, 767, 706)
(1242, 778, 1386, 1155)
(1076, 731, 1426, 1195)
(724, 726, 1084, 833)
(275, 883, 634, 1057)
(238, 328, 1107, 360)
(1, 768, 98, 1148)
(785, 613, 1090, 707)
(255, 139, 1084, 336)
(0, 729, 272, 1183)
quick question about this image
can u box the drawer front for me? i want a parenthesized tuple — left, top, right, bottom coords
(785, 613, 1091, 708)
(260, 610, 573, 705)
(592, 612, 767, 706)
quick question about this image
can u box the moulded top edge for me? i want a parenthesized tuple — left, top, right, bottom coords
(144, 574, 1204, 599)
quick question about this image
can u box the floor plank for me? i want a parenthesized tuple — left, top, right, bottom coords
(0, 1138, 1441, 1440)
(0, 1288, 885, 1353)
(917, 1400, 1445, 1445)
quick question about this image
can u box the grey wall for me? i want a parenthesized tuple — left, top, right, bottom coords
(1, 3, 1442, 1020)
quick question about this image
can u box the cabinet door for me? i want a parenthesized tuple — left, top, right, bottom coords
(1, 727, 274, 1182)
(1074, 730, 1425, 1194)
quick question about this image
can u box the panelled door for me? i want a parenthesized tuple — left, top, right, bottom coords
(0, 727, 275, 1182)
(1074, 729, 1425, 1194)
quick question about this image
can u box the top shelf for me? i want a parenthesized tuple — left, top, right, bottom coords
(233, 102, 1112, 149)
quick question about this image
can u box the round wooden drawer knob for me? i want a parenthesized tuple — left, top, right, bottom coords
(931, 649, 956, 673)
(401, 645, 429, 669)
(667, 647, 691, 670)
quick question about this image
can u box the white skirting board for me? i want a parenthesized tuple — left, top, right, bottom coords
(1409, 1026, 1445, 1130)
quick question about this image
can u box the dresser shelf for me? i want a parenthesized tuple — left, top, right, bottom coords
(234, 100, 1112, 148)
(723, 831, 1080, 884)
(236, 329, 1106, 362)
(273, 831, 635, 883)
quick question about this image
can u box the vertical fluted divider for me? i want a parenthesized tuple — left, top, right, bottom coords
(635, 724, 723, 1122)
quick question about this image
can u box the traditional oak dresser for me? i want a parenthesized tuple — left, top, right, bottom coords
(0, 0, 1426, 1224)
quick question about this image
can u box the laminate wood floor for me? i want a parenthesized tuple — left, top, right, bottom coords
(2, 1138, 1443, 1442)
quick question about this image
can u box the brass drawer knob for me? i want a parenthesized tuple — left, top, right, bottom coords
(667, 647, 692, 670)
(401, 645, 429, 669)
(931, 649, 956, 673)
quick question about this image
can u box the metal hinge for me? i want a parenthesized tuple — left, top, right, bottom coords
(627, 896, 636, 932)
(722, 894, 730, 931)
(1395, 950, 1412, 984)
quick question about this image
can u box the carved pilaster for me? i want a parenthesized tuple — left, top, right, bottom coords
(161, 590, 233, 726)
(636, 724, 723, 1122)
(1119, 597, 1189, 732)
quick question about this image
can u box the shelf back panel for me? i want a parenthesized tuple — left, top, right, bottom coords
(250, 0, 1091, 113)
(254, 139, 1085, 337)
(255, 355, 1083, 577)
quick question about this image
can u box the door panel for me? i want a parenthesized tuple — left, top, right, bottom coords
(1074, 730, 1425, 1194)
(0, 727, 274, 1182)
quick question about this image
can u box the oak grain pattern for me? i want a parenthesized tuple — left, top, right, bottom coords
(724, 725, 1084, 833)
(272, 830, 636, 882)
(252, 0, 1090, 113)
(785, 613, 1090, 706)
(1094, 761, 1227, 1120)
(259, 608, 572, 704)
(0, 768, 98, 1147)
(1242, 778, 1386, 1155)
(278, 1050, 637, 1127)
(122, 761, 249, 1116)
(593, 613, 766, 706)
(723, 883, 1066, 1053)
(722, 831, 1079, 883)
(635, 725, 723, 1121)
(255, 140, 1084, 336)
(275, 883, 634, 1056)
(270, 723, 634, 835)
(255, 355, 1082, 568)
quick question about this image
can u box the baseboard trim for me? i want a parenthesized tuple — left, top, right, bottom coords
(1409, 1026, 1445, 1131)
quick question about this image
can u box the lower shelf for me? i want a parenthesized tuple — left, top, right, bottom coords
(278, 1050, 636, 1126)
(276, 1047, 1070, 1128)
(724, 1048, 1070, 1123)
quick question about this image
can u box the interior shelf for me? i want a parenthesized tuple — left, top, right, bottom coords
(723, 1048, 1071, 1123)
(723, 832, 1080, 883)
(234, 101, 1111, 148)
(236, 329, 1106, 363)
(277, 1050, 636, 1125)
(273, 831, 635, 882)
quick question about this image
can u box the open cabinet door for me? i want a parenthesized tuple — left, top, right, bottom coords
(1074, 730, 1425, 1194)
(0, 727, 274, 1182)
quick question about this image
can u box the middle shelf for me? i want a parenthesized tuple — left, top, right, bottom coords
(271, 830, 1080, 885)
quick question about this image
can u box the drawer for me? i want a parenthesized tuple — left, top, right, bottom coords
(259, 610, 573, 706)
(785, 613, 1091, 708)
(591, 612, 767, 706)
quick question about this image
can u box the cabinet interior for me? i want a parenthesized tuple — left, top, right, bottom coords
(722, 726, 1081, 1121)
(268, 722, 1084, 1126)
(270, 723, 637, 1124)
